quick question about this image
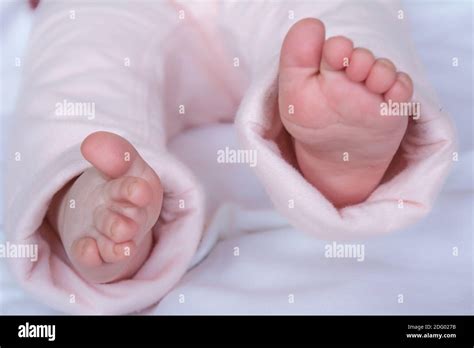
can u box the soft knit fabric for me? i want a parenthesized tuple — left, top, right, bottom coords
(5, 0, 455, 314)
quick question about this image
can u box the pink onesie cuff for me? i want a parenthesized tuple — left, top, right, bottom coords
(235, 60, 456, 240)
(5, 139, 204, 314)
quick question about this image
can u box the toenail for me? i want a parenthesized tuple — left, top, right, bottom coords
(127, 181, 138, 196)
(378, 59, 395, 69)
(398, 74, 410, 87)
(78, 240, 85, 254)
(113, 245, 121, 255)
(110, 220, 119, 238)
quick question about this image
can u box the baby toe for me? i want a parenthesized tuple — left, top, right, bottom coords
(106, 176, 152, 207)
(365, 58, 397, 94)
(94, 206, 138, 243)
(346, 47, 375, 82)
(97, 236, 136, 263)
(384, 72, 414, 102)
(322, 36, 353, 71)
(72, 237, 102, 267)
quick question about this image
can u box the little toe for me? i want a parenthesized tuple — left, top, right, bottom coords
(365, 58, 397, 94)
(105, 176, 152, 207)
(97, 236, 136, 263)
(72, 237, 102, 267)
(321, 36, 353, 71)
(94, 206, 138, 243)
(384, 72, 414, 102)
(346, 47, 375, 82)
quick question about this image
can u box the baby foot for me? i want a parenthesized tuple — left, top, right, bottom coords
(50, 132, 163, 283)
(278, 18, 413, 207)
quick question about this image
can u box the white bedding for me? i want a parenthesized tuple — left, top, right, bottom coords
(0, 0, 472, 314)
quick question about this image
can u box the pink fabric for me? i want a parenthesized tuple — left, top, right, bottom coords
(5, 0, 455, 313)
(234, 1, 455, 239)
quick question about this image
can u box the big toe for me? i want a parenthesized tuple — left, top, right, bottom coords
(81, 131, 163, 205)
(279, 18, 326, 120)
(81, 131, 142, 179)
(279, 18, 326, 71)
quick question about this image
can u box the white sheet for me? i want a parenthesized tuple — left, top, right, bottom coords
(0, 0, 472, 314)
